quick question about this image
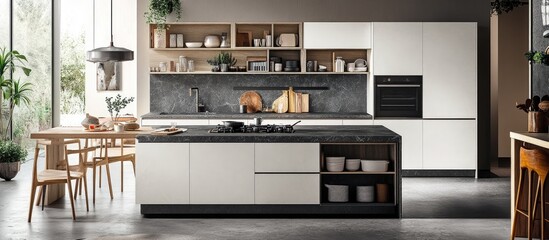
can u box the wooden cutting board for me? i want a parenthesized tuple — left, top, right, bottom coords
(239, 91, 263, 113)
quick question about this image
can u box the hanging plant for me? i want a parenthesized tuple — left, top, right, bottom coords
(491, 0, 528, 15)
(144, 0, 182, 30)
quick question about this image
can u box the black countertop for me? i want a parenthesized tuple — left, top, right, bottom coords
(141, 112, 373, 120)
(137, 125, 400, 143)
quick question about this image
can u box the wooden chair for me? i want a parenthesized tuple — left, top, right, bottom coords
(85, 138, 135, 204)
(33, 139, 80, 207)
(28, 142, 93, 222)
(511, 147, 549, 239)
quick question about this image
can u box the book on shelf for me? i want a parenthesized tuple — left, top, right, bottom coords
(246, 56, 268, 72)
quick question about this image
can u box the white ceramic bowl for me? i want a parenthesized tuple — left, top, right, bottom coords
(185, 42, 203, 48)
(326, 157, 345, 164)
(326, 163, 345, 172)
(361, 160, 389, 172)
(345, 159, 361, 171)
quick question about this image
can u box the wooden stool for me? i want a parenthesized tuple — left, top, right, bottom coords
(511, 147, 549, 239)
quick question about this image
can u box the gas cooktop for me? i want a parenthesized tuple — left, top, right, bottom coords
(209, 124, 297, 133)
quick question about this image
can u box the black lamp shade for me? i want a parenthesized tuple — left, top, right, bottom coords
(87, 43, 134, 62)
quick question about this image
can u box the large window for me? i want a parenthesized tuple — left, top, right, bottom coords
(11, 0, 52, 148)
(60, 0, 86, 126)
(0, 1, 9, 47)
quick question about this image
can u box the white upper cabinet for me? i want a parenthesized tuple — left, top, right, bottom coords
(304, 22, 372, 49)
(422, 22, 477, 118)
(373, 22, 422, 75)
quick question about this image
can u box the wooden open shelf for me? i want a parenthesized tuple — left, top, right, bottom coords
(148, 22, 371, 75)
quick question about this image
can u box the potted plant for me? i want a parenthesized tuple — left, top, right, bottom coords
(145, 0, 182, 48)
(105, 94, 135, 132)
(207, 55, 220, 72)
(516, 95, 549, 132)
(0, 140, 28, 181)
(218, 52, 237, 72)
(491, 0, 527, 15)
(0, 47, 31, 139)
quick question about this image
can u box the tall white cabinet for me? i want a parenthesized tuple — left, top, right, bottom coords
(373, 22, 423, 75)
(422, 22, 477, 119)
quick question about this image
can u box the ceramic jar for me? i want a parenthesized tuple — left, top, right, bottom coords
(204, 35, 220, 48)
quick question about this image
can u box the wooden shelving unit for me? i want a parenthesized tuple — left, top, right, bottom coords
(148, 22, 370, 75)
(319, 143, 401, 216)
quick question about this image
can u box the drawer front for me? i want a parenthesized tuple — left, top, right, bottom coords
(255, 143, 319, 172)
(255, 174, 320, 204)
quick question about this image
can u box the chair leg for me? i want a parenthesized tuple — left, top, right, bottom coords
(66, 180, 76, 220)
(529, 171, 533, 240)
(532, 177, 541, 239)
(83, 176, 89, 212)
(74, 179, 79, 200)
(99, 165, 102, 188)
(79, 176, 83, 196)
(542, 180, 545, 240)
(41, 185, 46, 211)
(35, 186, 43, 206)
(132, 159, 136, 176)
(121, 161, 124, 193)
(28, 183, 37, 222)
(105, 163, 114, 200)
(511, 169, 524, 239)
(93, 163, 96, 205)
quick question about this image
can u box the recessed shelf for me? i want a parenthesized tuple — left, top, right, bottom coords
(150, 47, 303, 51)
(150, 71, 368, 75)
(320, 171, 396, 175)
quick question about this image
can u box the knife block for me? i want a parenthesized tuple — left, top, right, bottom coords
(528, 111, 548, 133)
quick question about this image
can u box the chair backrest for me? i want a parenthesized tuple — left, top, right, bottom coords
(520, 147, 549, 179)
(64, 146, 97, 174)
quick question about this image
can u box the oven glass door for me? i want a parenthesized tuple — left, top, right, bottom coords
(375, 84, 422, 118)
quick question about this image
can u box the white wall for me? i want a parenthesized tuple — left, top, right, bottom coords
(85, 0, 137, 118)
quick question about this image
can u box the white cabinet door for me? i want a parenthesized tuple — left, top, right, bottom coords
(373, 22, 422, 75)
(422, 23, 477, 118)
(373, 120, 422, 169)
(136, 142, 190, 204)
(422, 120, 477, 169)
(255, 174, 320, 204)
(189, 143, 255, 204)
(304, 22, 372, 49)
(255, 143, 319, 172)
(141, 119, 209, 126)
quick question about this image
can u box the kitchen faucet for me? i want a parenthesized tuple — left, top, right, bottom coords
(189, 87, 204, 112)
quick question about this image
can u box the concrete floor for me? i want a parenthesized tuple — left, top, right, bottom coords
(0, 158, 511, 240)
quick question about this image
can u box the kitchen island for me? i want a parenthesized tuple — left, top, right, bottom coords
(136, 125, 401, 217)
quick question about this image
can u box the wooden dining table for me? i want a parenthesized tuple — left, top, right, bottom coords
(30, 126, 153, 205)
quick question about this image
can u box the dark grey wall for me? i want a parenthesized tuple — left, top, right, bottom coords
(175, 0, 492, 173)
(532, 0, 549, 96)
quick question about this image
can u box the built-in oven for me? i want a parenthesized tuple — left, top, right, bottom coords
(374, 76, 422, 118)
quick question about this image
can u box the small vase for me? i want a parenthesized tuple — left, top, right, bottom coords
(154, 29, 167, 48)
(114, 124, 125, 132)
(528, 111, 548, 133)
(0, 162, 20, 181)
(220, 64, 229, 72)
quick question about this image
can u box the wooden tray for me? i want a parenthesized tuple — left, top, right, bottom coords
(151, 128, 187, 135)
(239, 91, 262, 113)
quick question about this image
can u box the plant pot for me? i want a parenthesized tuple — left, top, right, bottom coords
(0, 162, 20, 181)
(528, 111, 548, 133)
(211, 65, 220, 72)
(114, 124, 125, 133)
(220, 64, 229, 72)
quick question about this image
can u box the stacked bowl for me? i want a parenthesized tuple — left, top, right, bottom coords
(326, 157, 345, 172)
(345, 159, 361, 171)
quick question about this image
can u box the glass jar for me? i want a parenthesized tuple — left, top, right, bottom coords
(159, 62, 167, 72)
(179, 56, 188, 72)
(187, 60, 195, 72)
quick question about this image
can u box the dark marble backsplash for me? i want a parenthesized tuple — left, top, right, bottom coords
(150, 74, 367, 113)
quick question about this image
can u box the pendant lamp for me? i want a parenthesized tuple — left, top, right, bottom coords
(87, 0, 134, 62)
